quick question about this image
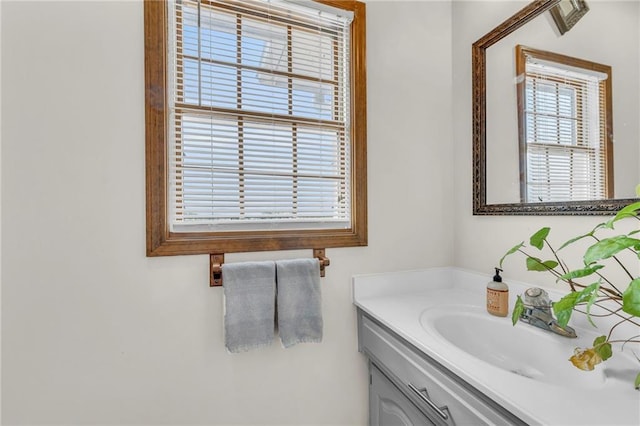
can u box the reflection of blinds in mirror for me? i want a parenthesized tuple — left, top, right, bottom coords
(524, 59, 607, 203)
(168, 0, 354, 232)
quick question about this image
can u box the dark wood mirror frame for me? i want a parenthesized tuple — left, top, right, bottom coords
(472, 0, 637, 215)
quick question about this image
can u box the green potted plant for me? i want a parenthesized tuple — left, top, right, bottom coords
(500, 194, 640, 390)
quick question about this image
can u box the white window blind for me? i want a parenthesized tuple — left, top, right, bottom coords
(167, 0, 353, 232)
(523, 58, 608, 203)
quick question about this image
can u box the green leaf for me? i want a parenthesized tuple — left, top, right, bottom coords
(555, 305, 573, 329)
(604, 201, 640, 229)
(512, 295, 524, 326)
(552, 283, 599, 328)
(635, 372, 640, 390)
(584, 284, 600, 328)
(583, 236, 640, 265)
(530, 227, 550, 250)
(622, 278, 640, 317)
(499, 242, 524, 269)
(559, 233, 592, 251)
(526, 257, 558, 272)
(558, 224, 604, 251)
(593, 336, 612, 361)
(558, 265, 604, 282)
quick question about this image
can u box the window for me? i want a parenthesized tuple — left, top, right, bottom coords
(516, 45, 613, 203)
(145, 0, 367, 256)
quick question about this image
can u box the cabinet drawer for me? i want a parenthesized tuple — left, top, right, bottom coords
(359, 312, 525, 426)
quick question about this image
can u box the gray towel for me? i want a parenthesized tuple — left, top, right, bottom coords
(223, 261, 276, 353)
(276, 258, 323, 348)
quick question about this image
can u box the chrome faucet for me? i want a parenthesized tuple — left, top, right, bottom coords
(519, 287, 577, 338)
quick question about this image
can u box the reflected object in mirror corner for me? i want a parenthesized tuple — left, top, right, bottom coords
(550, 0, 589, 35)
(472, 0, 639, 215)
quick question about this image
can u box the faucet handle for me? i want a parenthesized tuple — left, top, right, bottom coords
(524, 287, 551, 308)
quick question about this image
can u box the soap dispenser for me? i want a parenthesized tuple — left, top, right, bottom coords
(487, 268, 509, 317)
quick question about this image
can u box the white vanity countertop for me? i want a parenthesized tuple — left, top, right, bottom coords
(353, 267, 640, 426)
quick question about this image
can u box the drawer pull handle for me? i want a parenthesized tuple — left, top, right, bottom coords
(407, 383, 449, 420)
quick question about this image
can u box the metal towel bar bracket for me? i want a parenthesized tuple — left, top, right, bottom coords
(210, 253, 224, 287)
(313, 248, 330, 278)
(209, 249, 330, 287)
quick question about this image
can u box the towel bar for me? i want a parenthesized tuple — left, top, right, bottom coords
(209, 249, 330, 286)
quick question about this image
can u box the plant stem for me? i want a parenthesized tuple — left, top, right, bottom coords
(545, 238, 577, 292)
(607, 316, 626, 341)
(592, 271, 623, 298)
(621, 335, 640, 351)
(601, 339, 640, 345)
(581, 303, 640, 329)
(608, 255, 634, 285)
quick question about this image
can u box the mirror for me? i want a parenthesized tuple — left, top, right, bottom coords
(473, 0, 639, 215)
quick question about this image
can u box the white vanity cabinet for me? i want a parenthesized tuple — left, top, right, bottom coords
(358, 310, 527, 426)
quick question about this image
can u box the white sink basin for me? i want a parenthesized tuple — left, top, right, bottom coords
(419, 305, 634, 389)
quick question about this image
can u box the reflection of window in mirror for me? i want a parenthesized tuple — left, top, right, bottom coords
(516, 45, 613, 203)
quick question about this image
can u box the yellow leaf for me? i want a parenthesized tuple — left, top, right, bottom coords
(569, 348, 603, 371)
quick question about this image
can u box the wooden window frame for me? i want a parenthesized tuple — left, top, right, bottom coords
(144, 0, 367, 256)
(516, 45, 613, 203)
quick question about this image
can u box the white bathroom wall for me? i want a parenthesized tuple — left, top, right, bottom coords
(452, 1, 640, 286)
(1, 1, 453, 424)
